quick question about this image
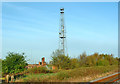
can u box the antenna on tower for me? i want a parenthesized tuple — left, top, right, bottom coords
(59, 8, 67, 55)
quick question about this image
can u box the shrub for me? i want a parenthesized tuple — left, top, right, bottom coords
(51, 49, 71, 69)
(26, 67, 53, 74)
(97, 59, 109, 66)
(2, 52, 28, 75)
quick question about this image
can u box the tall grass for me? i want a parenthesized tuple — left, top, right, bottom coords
(24, 67, 53, 74)
(56, 65, 118, 81)
(17, 65, 118, 82)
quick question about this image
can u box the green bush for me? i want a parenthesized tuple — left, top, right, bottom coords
(26, 67, 53, 74)
(2, 52, 28, 75)
(97, 59, 109, 66)
(51, 49, 71, 69)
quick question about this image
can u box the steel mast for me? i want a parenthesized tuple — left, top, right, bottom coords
(59, 8, 67, 55)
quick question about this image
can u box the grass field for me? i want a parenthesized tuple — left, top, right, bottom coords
(15, 65, 118, 82)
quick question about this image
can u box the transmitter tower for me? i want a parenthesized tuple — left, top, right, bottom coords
(59, 8, 67, 55)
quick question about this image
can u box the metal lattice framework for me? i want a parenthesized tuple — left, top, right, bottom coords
(59, 8, 67, 55)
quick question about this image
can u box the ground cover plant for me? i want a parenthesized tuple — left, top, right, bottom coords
(16, 65, 118, 82)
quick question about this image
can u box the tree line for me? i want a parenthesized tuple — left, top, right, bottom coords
(50, 50, 119, 69)
(1, 50, 119, 75)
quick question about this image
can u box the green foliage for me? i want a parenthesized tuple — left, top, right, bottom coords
(56, 65, 118, 81)
(50, 50, 119, 69)
(2, 52, 28, 75)
(70, 58, 79, 69)
(25, 67, 53, 74)
(51, 49, 71, 69)
(79, 52, 118, 67)
(21, 65, 118, 82)
(97, 59, 109, 66)
(79, 52, 87, 67)
(57, 71, 70, 80)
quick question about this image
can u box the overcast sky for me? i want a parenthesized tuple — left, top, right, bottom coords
(2, 2, 118, 63)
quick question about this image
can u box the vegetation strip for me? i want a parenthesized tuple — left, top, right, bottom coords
(14, 65, 118, 82)
(1, 52, 119, 82)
